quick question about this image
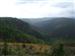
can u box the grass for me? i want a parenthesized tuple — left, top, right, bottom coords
(0, 42, 75, 56)
(0, 42, 52, 56)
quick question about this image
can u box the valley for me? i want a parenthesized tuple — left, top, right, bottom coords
(0, 17, 75, 56)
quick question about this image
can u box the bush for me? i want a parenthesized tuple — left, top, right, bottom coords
(51, 44, 65, 56)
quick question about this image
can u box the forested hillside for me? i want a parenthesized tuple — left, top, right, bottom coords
(0, 17, 44, 43)
(22, 18, 75, 43)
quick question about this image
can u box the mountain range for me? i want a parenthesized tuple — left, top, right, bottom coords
(0, 17, 75, 44)
(22, 17, 75, 43)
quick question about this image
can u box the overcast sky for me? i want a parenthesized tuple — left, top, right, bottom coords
(0, 0, 74, 18)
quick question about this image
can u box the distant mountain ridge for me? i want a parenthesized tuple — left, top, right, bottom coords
(21, 18, 52, 25)
(22, 17, 75, 43)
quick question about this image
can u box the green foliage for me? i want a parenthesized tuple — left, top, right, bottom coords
(0, 42, 74, 56)
(2, 42, 8, 56)
(51, 44, 65, 56)
(0, 17, 45, 44)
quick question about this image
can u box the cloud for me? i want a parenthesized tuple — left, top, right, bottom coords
(53, 2, 73, 8)
(16, 0, 46, 4)
(0, 0, 74, 18)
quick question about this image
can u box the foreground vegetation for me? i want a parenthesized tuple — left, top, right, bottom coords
(0, 42, 75, 56)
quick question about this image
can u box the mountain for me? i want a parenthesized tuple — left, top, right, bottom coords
(21, 18, 52, 25)
(0, 17, 44, 44)
(23, 17, 75, 43)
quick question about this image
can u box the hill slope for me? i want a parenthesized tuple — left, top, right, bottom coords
(0, 17, 44, 43)
(28, 17, 75, 43)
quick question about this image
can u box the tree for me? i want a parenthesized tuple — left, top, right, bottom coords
(51, 43, 65, 56)
(2, 41, 8, 56)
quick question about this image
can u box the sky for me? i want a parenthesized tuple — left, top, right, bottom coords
(0, 0, 74, 18)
